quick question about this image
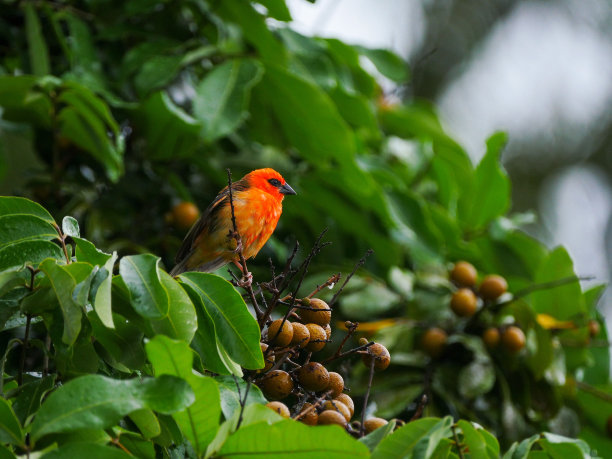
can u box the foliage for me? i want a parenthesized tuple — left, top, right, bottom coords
(0, 0, 610, 457)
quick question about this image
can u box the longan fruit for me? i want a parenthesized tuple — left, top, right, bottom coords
(421, 328, 447, 358)
(364, 417, 388, 434)
(324, 324, 332, 339)
(334, 394, 354, 417)
(479, 275, 508, 300)
(297, 362, 330, 392)
(482, 327, 500, 349)
(588, 320, 600, 338)
(305, 323, 327, 352)
(323, 400, 351, 422)
(298, 403, 318, 426)
(258, 370, 294, 400)
(318, 410, 347, 427)
(259, 342, 275, 372)
(267, 319, 294, 347)
(300, 298, 331, 326)
(327, 372, 344, 397)
(171, 202, 200, 230)
(362, 343, 391, 371)
(266, 401, 290, 418)
(450, 288, 478, 317)
(290, 322, 311, 348)
(502, 326, 525, 353)
(450, 261, 477, 287)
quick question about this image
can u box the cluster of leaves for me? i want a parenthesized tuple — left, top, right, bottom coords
(0, 0, 610, 456)
(0, 196, 598, 458)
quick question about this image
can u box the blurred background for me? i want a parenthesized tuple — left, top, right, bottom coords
(287, 0, 612, 327)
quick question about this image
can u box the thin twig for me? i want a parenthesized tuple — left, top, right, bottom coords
(18, 315, 32, 386)
(576, 380, 612, 404)
(451, 423, 466, 459)
(325, 322, 358, 361)
(322, 341, 374, 364)
(360, 359, 376, 436)
(292, 390, 332, 420)
(306, 273, 342, 299)
(329, 249, 373, 306)
(226, 169, 262, 320)
(236, 380, 251, 430)
(497, 275, 595, 308)
(409, 394, 428, 421)
(53, 223, 71, 264)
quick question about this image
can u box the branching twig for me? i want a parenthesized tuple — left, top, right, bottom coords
(360, 358, 376, 436)
(292, 390, 332, 420)
(329, 249, 373, 306)
(325, 321, 358, 362)
(306, 273, 341, 299)
(322, 340, 374, 364)
(451, 423, 466, 459)
(226, 169, 262, 320)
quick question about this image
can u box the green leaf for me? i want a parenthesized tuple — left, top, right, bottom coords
(194, 59, 263, 142)
(412, 416, 453, 458)
(150, 271, 197, 342)
(0, 197, 54, 223)
(256, 0, 292, 20)
(30, 374, 195, 442)
(24, 4, 50, 76)
(457, 420, 495, 459)
(503, 434, 540, 459)
(39, 259, 82, 345)
(355, 46, 408, 82)
(12, 375, 56, 426)
(372, 417, 448, 459)
(88, 311, 145, 371)
(93, 252, 117, 328)
(180, 273, 263, 370)
(461, 132, 510, 229)
(135, 91, 200, 160)
(0, 398, 24, 446)
(61, 216, 80, 238)
(259, 64, 355, 164)
(217, 420, 370, 458)
(128, 409, 161, 439)
(146, 335, 221, 455)
(134, 54, 183, 96)
(0, 215, 58, 249)
(540, 433, 591, 459)
(0, 240, 64, 272)
(73, 237, 112, 266)
(530, 247, 584, 320)
(214, 375, 267, 419)
(119, 254, 169, 320)
(40, 443, 132, 458)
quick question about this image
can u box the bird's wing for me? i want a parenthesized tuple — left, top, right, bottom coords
(173, 180, 249, 266)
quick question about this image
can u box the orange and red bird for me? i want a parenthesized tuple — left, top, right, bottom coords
(170, 168, 296, 276)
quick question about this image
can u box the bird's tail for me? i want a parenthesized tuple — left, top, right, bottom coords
(169, 255, 229, 277)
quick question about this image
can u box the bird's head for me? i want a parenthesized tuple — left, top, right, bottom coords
(245, 168, 296, 200)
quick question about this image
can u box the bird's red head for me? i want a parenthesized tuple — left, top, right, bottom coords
(244, 168, 296, 200)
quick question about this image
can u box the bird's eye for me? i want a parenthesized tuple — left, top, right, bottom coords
(268, 178, 282, 187)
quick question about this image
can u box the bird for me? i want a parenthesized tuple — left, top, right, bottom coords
(170, 168, 296, 277)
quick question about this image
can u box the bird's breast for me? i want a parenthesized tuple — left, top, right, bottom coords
(233, 190, 282, 258)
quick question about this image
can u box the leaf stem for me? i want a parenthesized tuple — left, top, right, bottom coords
(360, 358, 376, 436)
(451, 423, 466, 459)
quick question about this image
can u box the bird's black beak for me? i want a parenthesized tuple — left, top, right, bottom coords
(279, 182, 297, 195)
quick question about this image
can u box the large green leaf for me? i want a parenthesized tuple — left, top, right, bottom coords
(259, 64, 355, 164)
(180, 273, 263, 370)
(93, 252, 117, 328)
(194, 59, 263, 142)
(40, 443, 132, 458)
(0, 196, 54, 223)
(146, 336, 221, 455)
(30, 374, 194, 442)
(0, 215, 57, 248)
(372, 417, 450, 459)
(0, 398, 24, 446)
(0, 240, 64, 272)
(355, 46, 408, 82)
(24, 3, 50, 76)
(73, 237, 112, 266)
(119, 254, 169, 320)
(529, 247, 584, 320)
(214, 375, 267, 419)
(39, 259, 82, 345)
(457, 420, 497, 459)
(217, 420, 369, 458)
(150, 270, 197, 342)
(12, 375, 56, 426)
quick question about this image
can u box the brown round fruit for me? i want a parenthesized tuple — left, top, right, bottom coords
(305, 323, 327, 352)
(364, 417, 388, 434)
(479, 275, 508, 301)
(361, 343, 391, 371)
(482, 327, 500, 349)
(421, 328, 448, 358)
(297, 362, 330, 392)
(327, 372, 344, 397)
(334, 394, 354, 417)
(258, 370, 294, 400)
(267, 319, 294, 347)
(323, 400, 351, 422)
(172, 202, 200, 230)
(502, 326, 526, 353)
(290, 322, 311, 348)
(324, 324, 332, 339)
(450, 288, 478, 317)
(450, 261, 477, 287)
(266, 401, 290, 418)
(259, 342, 275, 372)
(318, 410, 347, 427)
(588, 320, 600, 338)
(299, 298, 331, 326)
(298, 403, 318, 426)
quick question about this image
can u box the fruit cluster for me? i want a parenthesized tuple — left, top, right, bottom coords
(256, 297, 391, 434)
(421, 261, 526, 358)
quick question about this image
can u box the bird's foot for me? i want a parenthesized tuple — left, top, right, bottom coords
(237, 271, 253, 289)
